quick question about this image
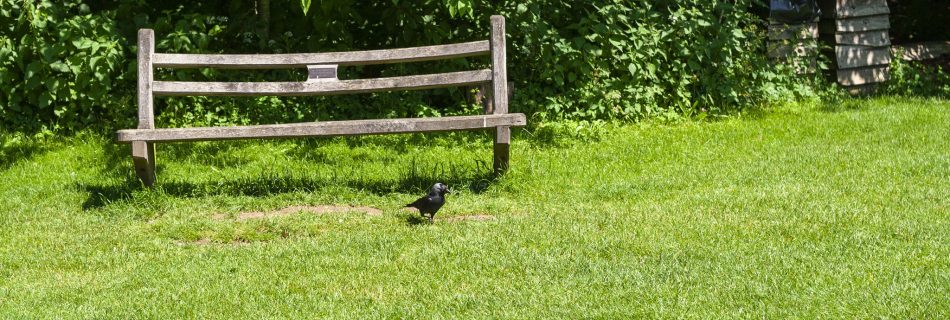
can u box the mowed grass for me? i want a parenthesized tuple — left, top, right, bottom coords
(0, 97, 948, 318)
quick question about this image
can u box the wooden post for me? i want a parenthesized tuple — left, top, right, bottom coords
(489, 15, 510, 175)
(133, 29, 156, 186)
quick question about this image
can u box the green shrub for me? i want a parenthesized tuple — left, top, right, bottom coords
(881, 53, 950, 98)
(1, 0, 822, 132)
(0, 0, 133, 132)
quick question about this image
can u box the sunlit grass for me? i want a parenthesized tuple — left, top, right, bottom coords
(0, 97, 947, 318)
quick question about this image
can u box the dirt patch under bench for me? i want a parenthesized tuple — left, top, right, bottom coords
(213, 205, 383, 221)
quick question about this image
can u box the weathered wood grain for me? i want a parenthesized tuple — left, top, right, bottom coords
(116, 114, 527, 143)
(835, 45, 891, 69)
(822, 30, 890, 46)
(820, 0, 888, 18)
(131, 141, 155, 186)
(820, 14, 889, 33)
(121, 17, 522, 186)
(893, 41, 950, 61)
(153, 40, 490, 69)
(837, 65, 889, 86)
(152, 70, 492, 96)
(134, 29, 156, 186)
(490, 15, 510, 174)
(137, 29, 155, 129)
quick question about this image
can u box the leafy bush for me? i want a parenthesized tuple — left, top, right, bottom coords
(0, 0, 132, 131)
(1, 0, 820, 132)
(880, 54, 950, 98)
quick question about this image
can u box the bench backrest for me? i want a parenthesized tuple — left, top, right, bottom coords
(135, 15, 509, 131)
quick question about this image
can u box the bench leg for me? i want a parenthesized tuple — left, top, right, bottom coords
(131, 141, 156, 187)
(493, 126, 510, 175)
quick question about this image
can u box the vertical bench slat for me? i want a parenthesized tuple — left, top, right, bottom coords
(134, 29, 156, 186)
(137, 30, 155, 129)
(490, 15, 511, 174)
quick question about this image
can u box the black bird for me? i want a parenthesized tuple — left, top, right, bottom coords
(406, 183, 450, 223)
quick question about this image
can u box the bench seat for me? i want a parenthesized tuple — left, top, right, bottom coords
(117, 114, 525, 143)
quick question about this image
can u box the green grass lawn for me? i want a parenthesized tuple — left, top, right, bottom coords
(1, 97, 948, 318)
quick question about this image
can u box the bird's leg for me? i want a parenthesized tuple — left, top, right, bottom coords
(427, 214, 434, 224)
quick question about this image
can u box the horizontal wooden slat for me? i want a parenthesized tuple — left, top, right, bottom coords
(153, 70, 492, 96)
(153, 41, 490, 69)
(838, 65, 889, 86)
(819, 15, 890, 33)
(822, 30, 890, 46)
(892, 41, 950, 61)
(835, 45, 891, 68)
(116, 114, 527, 143)
(820, 0, 889, 18)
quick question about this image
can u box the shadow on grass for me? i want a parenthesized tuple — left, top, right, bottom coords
(151, 131, 499, 163)
(0, 135, 53, 171)
(118, 125, 576, 167)
(403, 214, 429, 226)
(81, 124, 520, 211)
(78, 160, 499, 210)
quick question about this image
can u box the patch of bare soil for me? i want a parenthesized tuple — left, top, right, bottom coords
(175, 238, 250, 246)
(213, 205, 383, 221)
(443, 214, 496, 222)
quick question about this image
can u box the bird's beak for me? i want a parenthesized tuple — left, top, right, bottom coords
(445, 188, 452, 194)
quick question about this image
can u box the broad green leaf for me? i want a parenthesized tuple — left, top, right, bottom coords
(50, 61, 69, 73)
(89, 56, 101, 69)
(300, 0, 311, 15)
(732, 29, 745, 39)
(71, 38, 95, 49)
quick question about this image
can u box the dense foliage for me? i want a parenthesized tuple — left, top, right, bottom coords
(881, 56, 950, 98)
(0, 1, 130, 131)
(0, 0, 902, 132)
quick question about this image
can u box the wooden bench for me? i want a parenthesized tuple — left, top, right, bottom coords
(116, 15, 525, 186)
